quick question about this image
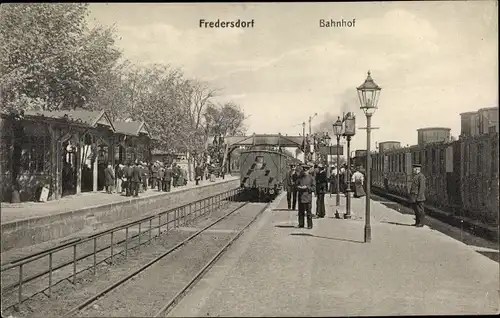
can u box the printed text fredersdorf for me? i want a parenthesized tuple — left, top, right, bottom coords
(199, 19, 255, 28)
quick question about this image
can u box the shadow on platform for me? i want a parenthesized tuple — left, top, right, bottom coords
(274, 224, 297, 229)
(273, 208, 293, 212)
(372, 196, 499, 251)
(381, 221, 414, 227)
(476, 250, 499, 263)
(290, 233, 363, 244)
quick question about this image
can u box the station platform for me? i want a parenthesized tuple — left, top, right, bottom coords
(169, 193, 500, 316)
(1, 176, 239, 255)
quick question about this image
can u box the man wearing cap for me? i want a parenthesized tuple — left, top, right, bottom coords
(296, 163, 316, 229)
(315, 163, 328, 218)
(284, 164, 299, 210)
(409, 164, 426, 227)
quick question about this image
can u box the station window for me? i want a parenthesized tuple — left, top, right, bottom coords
(21, 135, 49, 173)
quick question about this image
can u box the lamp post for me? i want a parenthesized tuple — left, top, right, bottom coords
(342, 112, 356, 219)
(333, 117, 343, 206)
(323, 132, 331, 166)
(357, 70, 382, 243)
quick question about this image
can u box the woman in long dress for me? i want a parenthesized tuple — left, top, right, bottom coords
(352, 167, 366, 198)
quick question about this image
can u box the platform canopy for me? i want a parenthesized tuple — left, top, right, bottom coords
(224, 134, 304, 148)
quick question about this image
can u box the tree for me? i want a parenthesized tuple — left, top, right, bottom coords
(204, 101, 247, 137)
(177, 79, 218, 171)
(0, 3, 121, 112)
(119, 64, 190, 153)
(0, 3, 121, 202)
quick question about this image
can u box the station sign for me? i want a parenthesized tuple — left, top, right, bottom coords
(319, 145, 343, 156)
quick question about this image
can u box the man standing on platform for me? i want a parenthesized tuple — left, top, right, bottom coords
(157, 163, 164, 191)
(315, 163, 328, 218)
(195, 164, 203, 186)
(125, 161, 133, 197)
(164, 164, 173, 192)
(409, 163, 426, 227)
(284, 164, 298, 210)
(131, 161, 142, 197)
(151, 162, 159, 190)
(296, 163, 316, 229)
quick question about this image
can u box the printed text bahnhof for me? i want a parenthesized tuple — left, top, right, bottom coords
(199, 19, 255, 28)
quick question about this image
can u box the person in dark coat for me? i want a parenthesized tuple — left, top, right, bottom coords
(164, 165, 173, 192)
(409, 164, 426, 227)
(315, 163, 328, 218)
(131, 162, 142, 197)
(151, 162, 159, 190)
(157, 164, 165, 191)
(142, 162, 149, 192)
(125, 162, 133, 197)
(296, 163, 316, 229)
(195, 164, 203, 186)
(172, 163, 179, 187)
(181, 168, 187, 186)
(104, 162, 115, 194)
(330, 165, 338, 194)
(284, 164, 298, 210)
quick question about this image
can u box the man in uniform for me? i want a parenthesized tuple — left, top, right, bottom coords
(284, 164, 298, 210)
(296, 162, 316, 229)
(315, 163, 328, 218)
(409, 163, 426, 227)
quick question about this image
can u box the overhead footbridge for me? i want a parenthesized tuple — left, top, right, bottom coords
(220, 134, 305, 173)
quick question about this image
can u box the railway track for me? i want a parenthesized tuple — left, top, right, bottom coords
(1, 189, 240, 316)
(64, 201, 269, 317)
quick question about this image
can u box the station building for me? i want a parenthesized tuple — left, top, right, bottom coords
(0, 109, 155, 203)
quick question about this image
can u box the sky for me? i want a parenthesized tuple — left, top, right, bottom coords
(87, 1, 498, 154)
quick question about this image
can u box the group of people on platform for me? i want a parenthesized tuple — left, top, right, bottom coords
(102, 161, 189, 197)
(284, 161, 427, 229)
(101, 160, 224, 197)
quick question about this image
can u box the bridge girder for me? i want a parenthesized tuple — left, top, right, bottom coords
(224, 134, 304, 148)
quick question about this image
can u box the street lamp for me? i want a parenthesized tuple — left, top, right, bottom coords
(357, 70, 382, 243)
(323, 132, 331, 166)
(342, 112, 356, 219)
(333, 117, 343, 206)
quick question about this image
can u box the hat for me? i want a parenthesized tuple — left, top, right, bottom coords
(412, 164, 422, 168)
(302, 163, 311, 168)
(318, 163, 324, 168)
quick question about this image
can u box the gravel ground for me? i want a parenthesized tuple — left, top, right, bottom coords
(74, 203, 265, 317)
(0, 201, 240, 318)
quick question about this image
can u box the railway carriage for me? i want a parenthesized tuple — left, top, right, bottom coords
(357, 134, 498, 225)
(239, 150, 300, 201)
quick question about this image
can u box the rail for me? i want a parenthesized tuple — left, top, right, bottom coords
(1, 187, 242, 311)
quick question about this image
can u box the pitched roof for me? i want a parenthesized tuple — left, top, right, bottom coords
(113, 121, 145, 136)
(24, 109, 115, 130)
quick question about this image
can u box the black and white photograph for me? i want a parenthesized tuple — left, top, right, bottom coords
(0, 1, 498, 317)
